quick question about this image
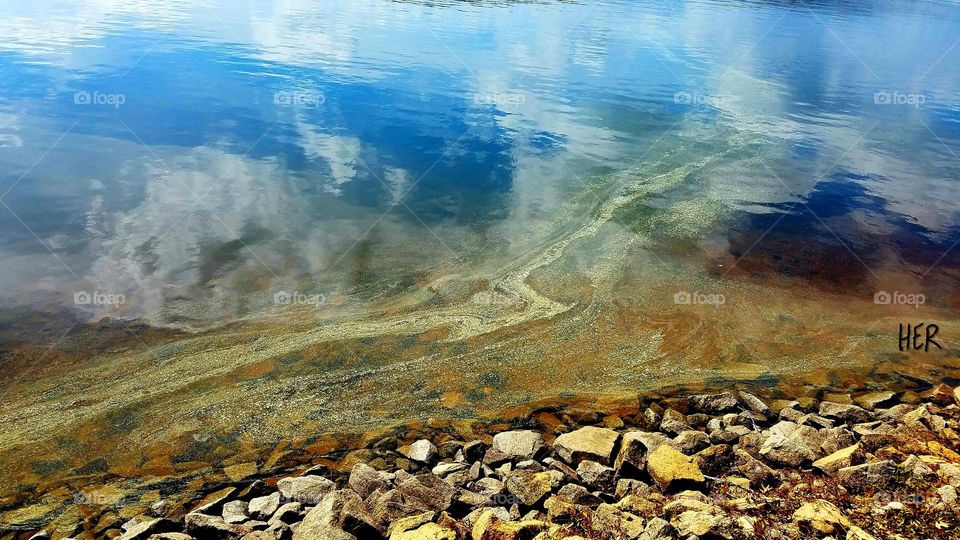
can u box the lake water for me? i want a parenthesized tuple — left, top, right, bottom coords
(2, 0, 960, 525)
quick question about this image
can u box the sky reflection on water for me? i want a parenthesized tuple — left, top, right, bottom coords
(0, 0, 959, 330)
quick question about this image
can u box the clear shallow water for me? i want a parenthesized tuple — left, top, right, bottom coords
(1, 0, 959, 331)
(2, 0, 960, 522)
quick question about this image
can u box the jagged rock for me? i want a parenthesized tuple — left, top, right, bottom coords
(836, 461, 898, 492)
(792, 500, 850, 535)
(779, 407, 805, 423)
(339, 492, 381, 538)
(396, 473, 457, 512)
(853, 392, 897, 411)
(457, 489, 491, 507)
(465, 506, 510, 529)
(349, 463, 393, 499)
(671, 508, 735, 539)
(797, 414, 834, 429)
(474, 477, 505, 496)
(185, 513, 252, 540)
(553, 426, 620, 466)
(248, 493, 280, 521)
(370, 489, 411, 527)
(472, 508, 548, 539)
(268, 503, 301, 525)
(504, 470, 554, 506)
(544, 496, 578, 523)
(954, 386, 960, 407)
(674, 431, 711, 455)
(615, 431, 671, 474)
(937, 463, 960, 487)
(491, 430, 545, 460)
(514, 459, 543, 472)
(593, 503, 645, 539)
(813, 443, 864, 475)
(481, 448, 511, 467)
(433, 462, 469, 486)
(293, 491, 358, 540)
(386, 511, 435, 537)
(147, 501, 170, 518)
(710, 425, 752, 445)
(543, 457, 579, 483)
(730, 449, 780, 488)
(901, 404, 947, 431)
(391, 522, 456, 540)
(739, 392, 770, 416)
(900, 454, 936, 479)
(616, 479, 649, 499)
(663, 497, 715, 517)
(405, 440, 439, 464)
(638, 517, 675, 540)
(646, 444, 705, 491)
(640, 408, 662, 431)
(616, 493, 664, 518)
(438, 441, 464, 460)
(576, 460, 615, 491)
(556, 483, 602, 506)
(818, 402, 872, 424)
(936, 485, 957, 507)
(759, 422, 821, 467)
(819, 427, 857, 456)
(277, 476, 335, 505)
(693, 444, 734, 477)
(117, 519, 178, 540)
(660, 409, 692, 435)
(692, 392, 740, 413)
(929, 383, 955, 406)
(222, 501, 249, 525)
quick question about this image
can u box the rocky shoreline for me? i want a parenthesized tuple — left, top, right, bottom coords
(7, 384, 960, 540)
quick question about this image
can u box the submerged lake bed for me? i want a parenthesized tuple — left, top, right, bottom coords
(1, 0, 960, 534)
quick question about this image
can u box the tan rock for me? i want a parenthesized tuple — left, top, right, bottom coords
(671, 510, 730, 538)
(853, 392, 896, 411)
(792, 499, 850, 534)
(615, 431, 671, 473)
(471, 508, 548, 540)
(504, 471, 553, 506)
(492, 431, 545, 460)
(387, 512, 435, 537)
(592, 504, 644, 538)
(813, 443, 864, 475)
(847, 525, 878, 540)
(553, 426, 620, 466)
(646, 444, 705, 491)
(392, 522, 456, 540)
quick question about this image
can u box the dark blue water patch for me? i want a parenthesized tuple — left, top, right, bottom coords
(712, 171, 960, 292)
